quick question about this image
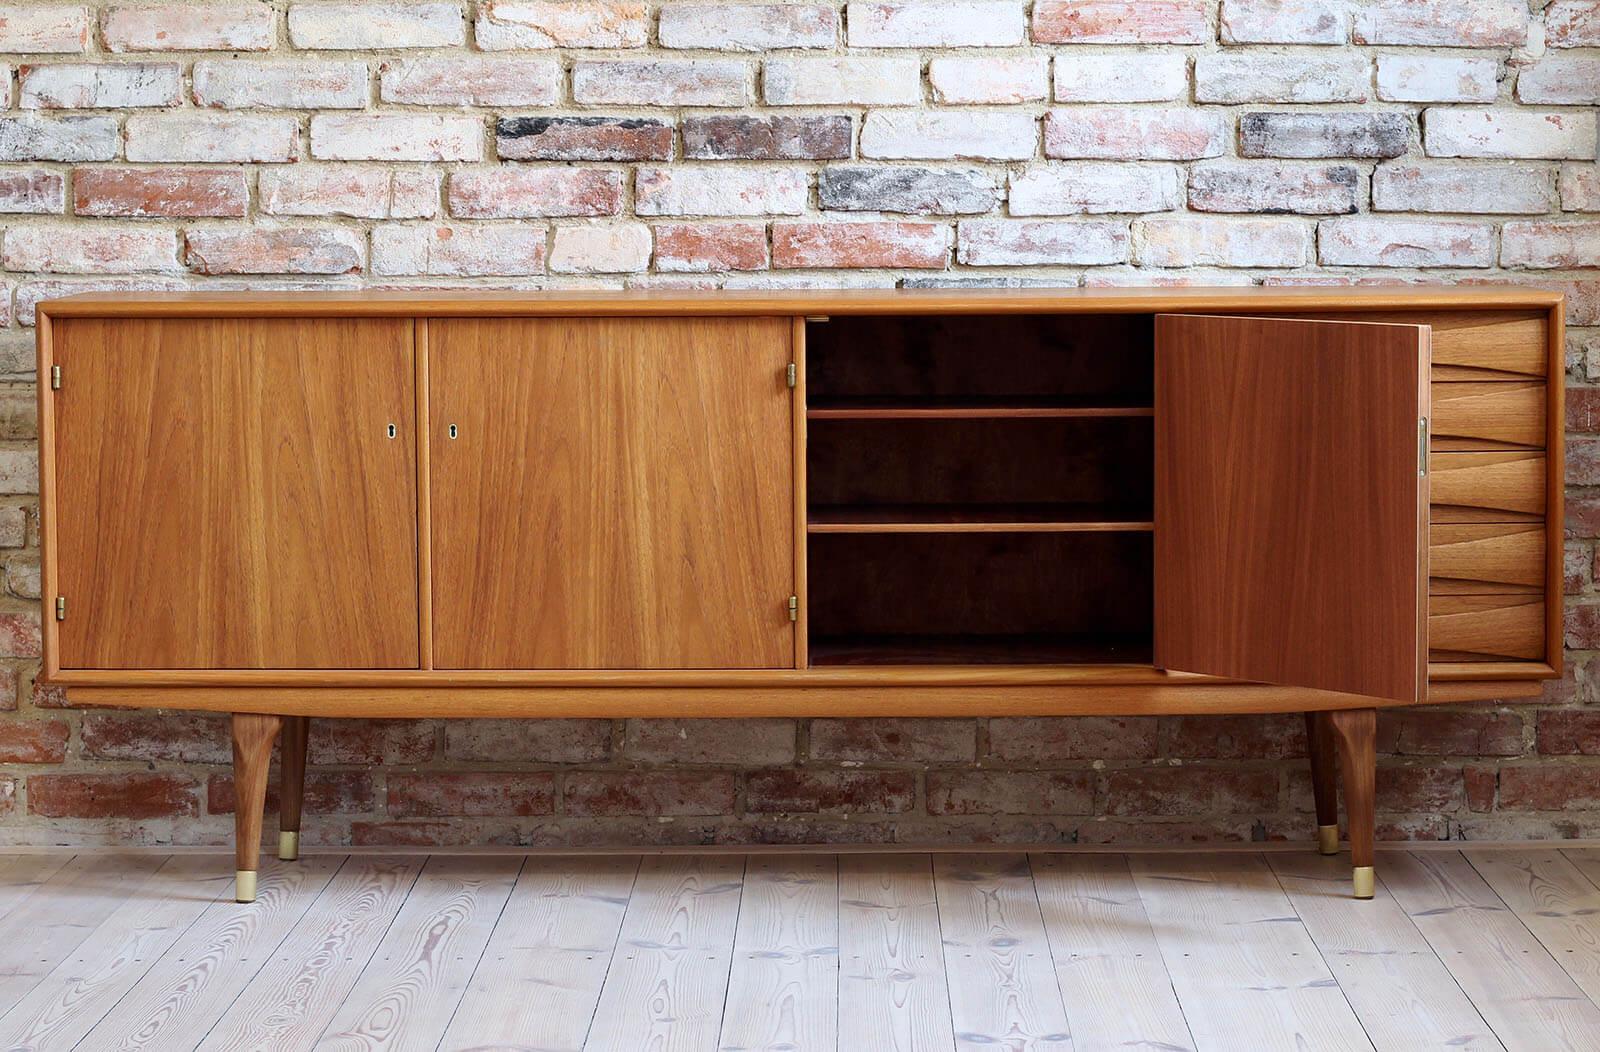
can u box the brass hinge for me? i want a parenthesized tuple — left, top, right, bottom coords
(54, 595, 65, 621)
(1419, 417, 1429, 477)
(785, 362, 797, 388)
(787, 595, 798, 622)
(49, 365, 60, 390)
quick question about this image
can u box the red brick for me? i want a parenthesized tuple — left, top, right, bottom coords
(682, 114, 851, 160)
(1572, 439, 1600, 487)
(0, 169, 64, 214)
(443, 720, 611, 763)
(81, 712, 229, 763)
(0, 668, 16, 711)
(808, 718, 975, 763)
(389, 772, 555, 818)
(29, 772, 199, 818)
(1159, 715, 1307, 759)
(311, 720, 435, 765)
(654, 223, 768, 272)
(1566, 602, 1600, 649)
(208, 770, 375, 815)
(74, 167, 247, 219)
(564, 771, 737, 816)
(772, 222, 949, 269)
(1549, 1, 1600, 46)
(352, 821, 521, 847)
(183, 228, 363, 277)
(1498, 764, 1600, 810)
(1465, 764, 1498, 810)
(0, 719, 66, 763)
(926, 771, 1094, 815)
(988, 716, 1158, 762)
(1569, 541, 1591, 592)
(0, 612, 39, 657)
(496, 116, 673, 162)
(448, 169, 623, 219)
(1571, 387, 1600, 432)
(623, 718, 794, 764)
(1103, 767, 1279, 816)
(746, 770, 915, 813)
(1377, 709, 1525, 757)
(0, 776, 13, 818)
(1376, 764, 1464, 810)
(1033, 0, 1209, 43)
(1539, 710, 1600, 755)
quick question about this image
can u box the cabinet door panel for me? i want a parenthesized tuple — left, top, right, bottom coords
(430, 317, 794, 669)
(1154, 314, 1430, 703)
(53, 317, 419, 669)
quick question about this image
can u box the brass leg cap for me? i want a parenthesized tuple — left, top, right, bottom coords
(1352, 865, 1375, 900)
(278, 830, 300, 862)
(1317, 825, 1340, 855)
(235, 870, 258, 903)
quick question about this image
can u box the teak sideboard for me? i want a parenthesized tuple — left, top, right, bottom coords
(35, 287, 1564, 902)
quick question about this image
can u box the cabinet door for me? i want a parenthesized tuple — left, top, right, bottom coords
(53, 317, 419, 669)
(429, 317, 794, 669)
(1154, 314, 1430, 703)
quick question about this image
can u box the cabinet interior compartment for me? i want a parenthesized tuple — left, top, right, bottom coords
(808, 533, 1153, 665)
(804, 312, 1155, 666)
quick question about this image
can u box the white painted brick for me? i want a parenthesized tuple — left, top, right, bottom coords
(261, 167, 440, 219)
(287, 2, 464, 49)
(1008, 163, 1182, 214)
(1220, 0, 1347, 44)
(1187, 161, 1362, 214)
(103, 4, 273, 52)
(929, 56, 1048, 104)
(448, 168, 624, 218)
(475, 1, 648, 49)
(372, 223, 546, 276)
(1562, 164, 1600, 211)
(192, 61, 369, 110)
(1033, 0, 1210, 44)
(659, 4, 837, 50)
(764, 57, 921, 106)
(1045, 109, 1227, 160)
(958, 218, 1128, 266)
(380, 57, 559, 106)
(1137, 217, 1311, 267)
(182, 227, 364, 276)
(573, 59, 750, 106)
(1354, 0, 1528, 46)
(549, 223, 652, 273)
(19, 63, 181, 109)
(636, 167, 807, 217)
(1318, 217, 1495, 266)
(861, 110, 1037, 160)
(0, 5, 90, 53)
(1424, 108, 1597, 159)
(310, 115, 484, 162)
(0, 116, 117, 162)
(847, 2, 1026, 47)
(126, 115, 299, 163)
(1518, 57, 1600, 106)
(1373, 163, 1553, 214)
(4, 225, 179, 273)
(1502, 220, 1600, 267)
(1053, 53, 1188, 103)
(1548, 1, 1600, 47)
(1195, 52, 1369, 104)
(1377, 56, 1499, 103)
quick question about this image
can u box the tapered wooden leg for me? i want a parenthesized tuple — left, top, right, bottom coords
(232, 713, 282, 903)
(278, 716, 309, 862)
(1328, 707, 1377, 899)
(1305, 711, 1340, 855)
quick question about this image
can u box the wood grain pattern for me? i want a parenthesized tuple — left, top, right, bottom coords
(439, 856, 638, 1052)
(52, 316, 419, 669)
(1430, 524, 1544, 594)
(1155, 314, 1429, 703)
(1430, 451, 1546, 523)
(1317, 310, 1547, 381)
(1384, 850, 1600, 1051)
(1129, 853, 1374, 1050)
(838, 853, 956, 1052)
(933, 854, 1072, 1050)
(793, 317, 809, 670)
(80, 856, 342, 1052)
(1429, 594, 1545, 661)
(429, 316, 794, 670)
(194, 856, 422, 1052)
(719, 854, 838, 1052)
(585, 854, 745, 1052)
(1029, 853, 1195, 1052)
(1329, 707, 1376, 882)
(1269, 852, 1503, 1051)
(0, 853, 72, 925)
(317, 854, 520, 1051)
(1431, 381, 1546, 450)
(1466, 849, 1600, 1008)
(232, 712, 280, 895)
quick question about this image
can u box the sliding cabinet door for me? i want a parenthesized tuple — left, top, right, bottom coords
(52, 317, 420, 669)
(1154, 314, 1430, 703)
(429, 316, 795, 669)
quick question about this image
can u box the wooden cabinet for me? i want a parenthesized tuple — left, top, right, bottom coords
(34, 287, 1565, 901)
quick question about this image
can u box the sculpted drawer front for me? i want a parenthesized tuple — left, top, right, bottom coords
(1429, 381, 1545, 451)
(1429, 524, 1543, 594)
(1428, 451, 1545, 523)
(1428, 594, 1545, 662)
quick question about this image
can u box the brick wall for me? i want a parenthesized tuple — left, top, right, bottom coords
(0, 0, 1595, 847)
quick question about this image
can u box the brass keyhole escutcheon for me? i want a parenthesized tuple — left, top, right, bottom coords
(448, 424, 458, 440)
(386, 423, 396, 439)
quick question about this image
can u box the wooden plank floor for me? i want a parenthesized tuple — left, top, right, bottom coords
(3, 848, 1600, 1050)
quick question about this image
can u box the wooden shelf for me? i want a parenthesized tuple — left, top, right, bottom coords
(809, 634, 1153, 666)
(807, 504, 1154, 534)
(807, 396, 1153, 420)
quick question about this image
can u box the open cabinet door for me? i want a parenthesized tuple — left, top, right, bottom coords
(1154, 314, 1431, 703)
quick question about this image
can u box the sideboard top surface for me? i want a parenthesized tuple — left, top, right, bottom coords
(35, 285, 1564, 319)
